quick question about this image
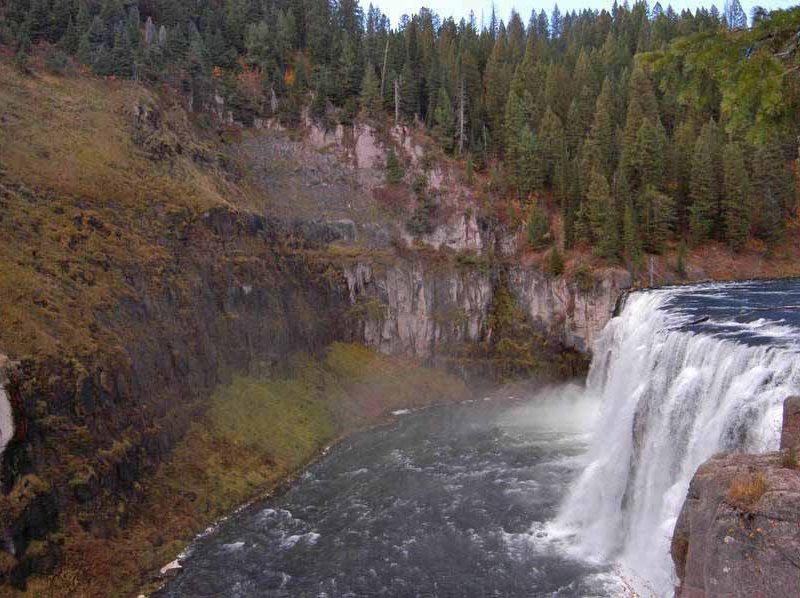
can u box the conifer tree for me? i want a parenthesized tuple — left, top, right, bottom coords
(433, 86, 456, 153)
(752, 140, 793, 244)
(689, 120, 722, 243)
(386, 148, 404, 185)
(721, 141, 751, 251)
(623, 200, 643, 271)
(583, 77, 615, 178)
(527, 201, 552, 249)
(640, 186, 675, 253)
(537, 107, 565, 188)
(359, 63, 382, 118)
(581, 168, 620, 260)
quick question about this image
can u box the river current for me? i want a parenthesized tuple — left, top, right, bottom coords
(158, 389, 624, 597)
(159, 278, 800, 597)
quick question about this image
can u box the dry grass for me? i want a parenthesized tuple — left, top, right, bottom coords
(0, 61, 252, 359)
(727, 472, 768, 510)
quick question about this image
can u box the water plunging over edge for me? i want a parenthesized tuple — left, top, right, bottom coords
(549, 284, 800, 596)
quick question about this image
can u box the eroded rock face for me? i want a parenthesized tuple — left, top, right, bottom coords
(780, 396, 800, 450)
(672, 396, 800, 598)
(344, 261, 631, 359)
(508, 266, 631, 353)
(344, 262, 493, 358)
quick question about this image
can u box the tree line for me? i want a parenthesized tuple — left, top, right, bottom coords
(3, 0, 799, 261)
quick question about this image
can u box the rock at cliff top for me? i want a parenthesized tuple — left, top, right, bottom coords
(780, 395, 800, 450)
(671, 451, 800, 598)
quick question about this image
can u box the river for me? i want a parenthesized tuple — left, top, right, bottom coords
(158, 279, 800, 597)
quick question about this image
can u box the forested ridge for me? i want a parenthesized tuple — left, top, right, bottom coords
(3, 0, 800, 264)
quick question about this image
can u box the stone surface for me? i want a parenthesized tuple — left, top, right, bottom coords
(780, 396, 800, 450)
(509, 266, 632, 353)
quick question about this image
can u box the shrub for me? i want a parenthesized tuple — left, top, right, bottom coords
(411, 174, 428, 196)
(727, 472, 768, 510)
(527, 204, 552, 249)
(546, 247, 565, 276)
(573, 262, 595, 292)
(386, 148, 404, 184)
(44, 48, 71, 75)
(455, 251, 489, 272)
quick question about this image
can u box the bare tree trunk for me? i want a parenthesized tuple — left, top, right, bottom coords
(394, 78, 400, 125)
(458, 78, 466, 155)
(380, 38, 389, 99)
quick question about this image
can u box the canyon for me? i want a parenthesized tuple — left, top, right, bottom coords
(2, 62, 800, 597)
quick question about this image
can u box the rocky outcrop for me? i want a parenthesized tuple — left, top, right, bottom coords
(344, 261, 492, 358)
(343, 261, 631, 360)
(780, 396, 800, 450)
(672, 396, 800, 598)
(508, 265, 631, 353)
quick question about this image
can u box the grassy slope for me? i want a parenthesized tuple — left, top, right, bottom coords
(22, 343, 467, 597)
(0, 61, 249, 359)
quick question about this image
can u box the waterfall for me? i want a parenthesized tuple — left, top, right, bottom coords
(552, 284, 800, 596)
(0, 384, 12, 468)
(0, 360, 13, 470)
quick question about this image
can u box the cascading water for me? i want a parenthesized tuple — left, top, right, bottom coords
(0, 379, 13, 469)
(553, 280, 800, 596)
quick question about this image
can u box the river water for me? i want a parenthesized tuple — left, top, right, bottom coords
(158, 388, 625, 597)
(159, 279, 800, 597)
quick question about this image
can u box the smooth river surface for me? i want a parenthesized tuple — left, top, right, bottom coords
(158, 388, 625, 597)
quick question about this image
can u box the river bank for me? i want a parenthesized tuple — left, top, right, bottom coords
(14, 343, 470, 597)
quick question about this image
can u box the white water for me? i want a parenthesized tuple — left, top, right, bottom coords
(552, 286, 800, 596)
(0, 381, 13, 469)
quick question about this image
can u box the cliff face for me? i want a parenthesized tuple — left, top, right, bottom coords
(0, 207, 356, 586)
(509, 265, 631, 353)
(672, 396, 800, 598)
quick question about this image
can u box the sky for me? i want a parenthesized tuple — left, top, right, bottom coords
(378, 0, 797, 29)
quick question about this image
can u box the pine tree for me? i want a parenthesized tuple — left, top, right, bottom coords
(721, 141, 751, 251)
(433, 86, 456, 153)
(620, 66, 659, 181)
(583, 77, 615, 178)
(633, 119, 666, 192)
(566, 86, 595, 157)
(623, 200, 644, 271)
(527, 201, 552, 249)
(752, 140, 793, 245)
(581, 168, 620, 260)
(359, 63, 382, 118)
(515, 125, 542, 198)
(546, 246, 565, 276)
(640, 186, 675, 253)
(386, 148, 404, 185)
(537, 107, 566, 188)
(689, 120, 722, 243)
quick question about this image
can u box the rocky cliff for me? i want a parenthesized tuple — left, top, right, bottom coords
(671, 396, 800, 598)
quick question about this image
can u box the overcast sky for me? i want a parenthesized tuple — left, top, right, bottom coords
(377, 0, 797, 29)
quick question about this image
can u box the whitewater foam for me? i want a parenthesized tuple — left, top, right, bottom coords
(552, 284, 800, 596)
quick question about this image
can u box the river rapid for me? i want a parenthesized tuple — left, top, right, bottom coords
(157, 389, 625, 597)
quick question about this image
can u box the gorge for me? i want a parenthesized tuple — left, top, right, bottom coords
(149, 279, 800, 597)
